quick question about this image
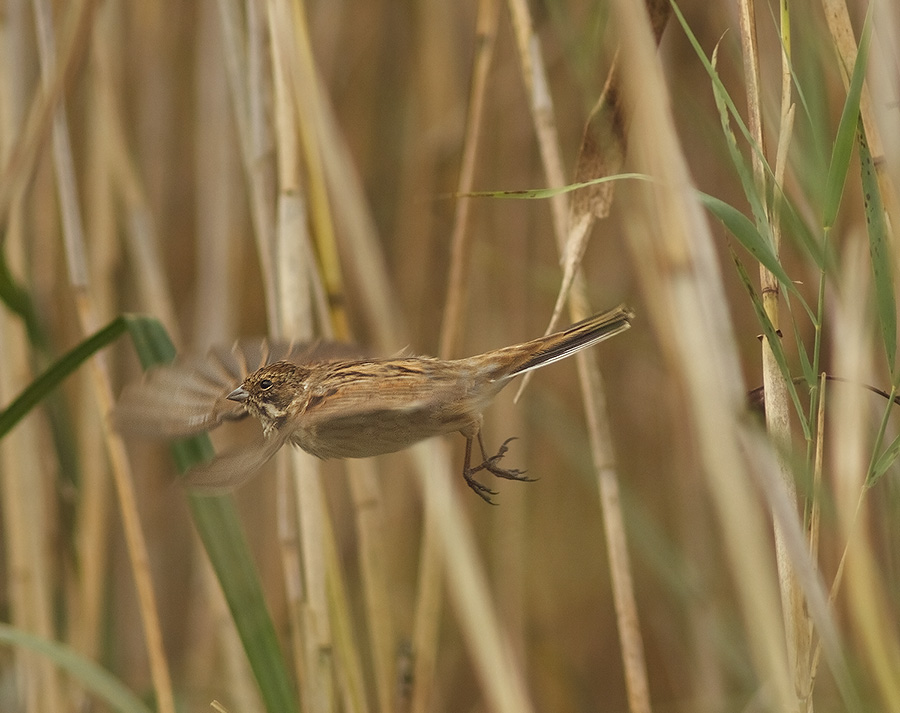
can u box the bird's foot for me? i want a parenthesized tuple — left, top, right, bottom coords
(475, 437, 534, 482)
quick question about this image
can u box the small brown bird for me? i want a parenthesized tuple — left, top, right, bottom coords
(116, 305, 633, 502)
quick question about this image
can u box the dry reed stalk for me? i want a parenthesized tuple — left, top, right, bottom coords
(90, 14, 180, 339)
(247, 7, 411, 709)
(347, 458, 397, 713)
(736, 0, 806, 705)
(290, 452, 338, 713)
(279, 4, 399, 712)
(821, 0, 900, 233)
(322, 507, 373, 713)
(505, 0, 567, 239)
(411, 1, 502, 709)
(409, 514, 441, 713)
(439, 0, 500, 359)
(830, 246, 900, 709)
(76, 202, 179, 713)
(505, 1, 652, 711)
(267, 3, 336, 710)
(0, 0, 96, 231)
(608, 0, 797, 708)
(314, 77, 406, 350)
(412, 441, 535, 713)
(193, 0, 242, 347)
(188, 4, 264, 705)
(216, 0, 280, 329)
(289, 21, 539, 709)
(29, 1, 175, 711)
(490, 194, 532, 661)
(0, 249, 62, 711)
(69, 1, 118, 668)
(281, 0, 349, 338)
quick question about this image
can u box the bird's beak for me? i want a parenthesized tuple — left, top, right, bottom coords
(227, 386, 249, 403)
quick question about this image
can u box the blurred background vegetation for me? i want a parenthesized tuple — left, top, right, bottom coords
(1, 0, 899, 712)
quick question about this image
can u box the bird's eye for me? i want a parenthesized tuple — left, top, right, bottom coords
(259, 378, 273, 390)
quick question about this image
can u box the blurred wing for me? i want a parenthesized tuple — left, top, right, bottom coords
(114, 338, 367, 439)
(184, 431, 291, 494)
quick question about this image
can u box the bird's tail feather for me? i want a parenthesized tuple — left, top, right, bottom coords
(477, 304, 634, 381)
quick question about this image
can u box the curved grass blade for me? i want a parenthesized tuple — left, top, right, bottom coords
(0, 623, 153, 713)
(0, 315, 299, 713)
(870, 429, 900, 486)
(673, 0, 828, 271)
(822, 6, 871, 231)
(699, 192, 813, 320)
(0, 315, 131, 439)
(709, 43, 770, 242)
(0, 247, 46, 350)
(124, 318, 299, 713)
(731, 248, 810, 439)
(857, 122, 896, 376)
(454, 172, 650, 200)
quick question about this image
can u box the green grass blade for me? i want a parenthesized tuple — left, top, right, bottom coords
(0, 623, 154, 713)
(454, 172, 650, 200)
(699, 192, 813, 319)
(0, 316, 130, 439)
(671, 2, 770, 195)
(857, 122, 896, 375)
(0, 314, 298, 713)
(731, 248, 811, 439)
(709, 44, 770, 241)
(673, 0, 828, 271)
(784, 293, 815, 388)
(777, 186, 829, 271)
(123, 318, 299, 713)
(0, 247, 47, 350)
(870, 430, 900, 486)
(822, 6, 872, 230)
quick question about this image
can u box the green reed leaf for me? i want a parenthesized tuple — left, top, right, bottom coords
(124, 318, 299, 713)
(857, 122, 896, 376)
(822, 7, 871, 230)
(0, 623, 153, 713)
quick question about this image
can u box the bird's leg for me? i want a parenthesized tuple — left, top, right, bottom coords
(473, 433, 534, 482)
(462, 436, 499, 504)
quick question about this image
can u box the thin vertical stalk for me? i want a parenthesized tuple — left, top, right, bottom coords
(71, 0, 118, 671)
(438, 0, 499, 359)
(215, 0, 279, 330)
(0, 243, 61, 713)
(0, 1, 61, 710)
(737, 0, 804, 705)
(346, 458, 396, 713)
(505, 1, 652, 711)
(30, 2, 175, 712)
(285, 0, 350, 338)
(505, 0, 567, 239)
(412, 442, 536, 713)
(91, 13, 179, 338)
(609, 0, 795, 708)
(269, 4, 376, 713)
(267, 4, 333, 712)
(409, 514, 442, 713)
(830, 248, 900, 709)
(416, 1, 500, 710)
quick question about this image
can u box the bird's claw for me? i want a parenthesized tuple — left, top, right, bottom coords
(463, 437, 535, 504)
(464, 470, 499, 505)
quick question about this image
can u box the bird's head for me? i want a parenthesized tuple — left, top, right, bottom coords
(228, 361, 309, 436)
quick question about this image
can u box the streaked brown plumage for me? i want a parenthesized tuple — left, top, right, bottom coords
(115, 305, 633, 502)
